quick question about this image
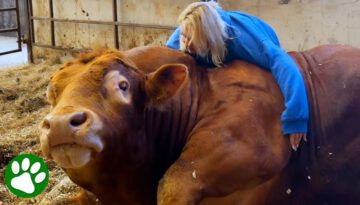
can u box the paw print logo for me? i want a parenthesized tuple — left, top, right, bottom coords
(4, 154, 49, 198)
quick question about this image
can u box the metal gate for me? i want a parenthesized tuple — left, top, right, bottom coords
(26, 0, 176, 61)
(0, 0, 22, 55)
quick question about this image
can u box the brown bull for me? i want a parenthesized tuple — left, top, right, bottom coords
(40, 45, 360, 205)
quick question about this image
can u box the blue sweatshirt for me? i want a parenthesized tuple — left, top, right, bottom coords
(166, 10, 309, 135)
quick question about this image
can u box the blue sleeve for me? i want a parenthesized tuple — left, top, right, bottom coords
(261, 39, 309, 135)
(166, 27, 181, 50)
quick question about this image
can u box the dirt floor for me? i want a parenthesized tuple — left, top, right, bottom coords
(0, 63, 92, 204)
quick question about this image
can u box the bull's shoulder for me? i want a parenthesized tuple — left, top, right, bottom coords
(207, 60, 279, 96)
(198, 60, 284, 128)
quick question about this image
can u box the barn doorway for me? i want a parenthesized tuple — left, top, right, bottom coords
(0, 0, 30, 69)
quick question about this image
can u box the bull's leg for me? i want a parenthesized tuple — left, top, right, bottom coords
(65, 190, 101, 205)
(157, 169, 203, 205)
(157, 130, 290, 205)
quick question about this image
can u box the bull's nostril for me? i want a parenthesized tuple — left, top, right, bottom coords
(42, 119, 51, 130)
(70, 112, 87, 127)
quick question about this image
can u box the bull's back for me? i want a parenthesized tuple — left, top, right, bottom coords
(203, 46, 360, 204)
(289, 45, 360, 204)
(295, 45, 360, 136)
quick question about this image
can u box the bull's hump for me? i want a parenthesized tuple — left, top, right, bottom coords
(207, 60, 277, 96)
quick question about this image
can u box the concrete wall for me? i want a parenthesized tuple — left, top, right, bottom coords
(30, 0, 360, 62)
(221, 0, 360, 51)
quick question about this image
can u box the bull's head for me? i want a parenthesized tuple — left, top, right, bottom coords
(40, 50, 188, 170)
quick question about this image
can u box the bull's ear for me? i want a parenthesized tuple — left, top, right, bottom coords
(145, 64, 188, 106)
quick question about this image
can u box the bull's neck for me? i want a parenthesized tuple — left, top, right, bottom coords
(89, 62, 206, 205)
(145, 65, 205, 173)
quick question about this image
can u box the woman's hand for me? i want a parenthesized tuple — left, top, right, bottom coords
(289, 133, 307, 151)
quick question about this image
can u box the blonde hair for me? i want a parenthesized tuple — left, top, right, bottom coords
(178, 1, 228, 67)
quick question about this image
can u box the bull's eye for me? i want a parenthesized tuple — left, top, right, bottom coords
(118, 81, 129, 91)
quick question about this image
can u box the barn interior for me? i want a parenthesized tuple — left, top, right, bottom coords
(0, 0, 360, 204)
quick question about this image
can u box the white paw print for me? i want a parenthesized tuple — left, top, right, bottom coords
(10, 157, 46, 194)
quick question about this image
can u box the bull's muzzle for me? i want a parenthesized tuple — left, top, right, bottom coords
(40, 108, 104, 168)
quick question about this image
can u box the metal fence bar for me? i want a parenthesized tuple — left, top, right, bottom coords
(113, 0, 119, 49)
(0, 7, 16, 12)
(0, 28, 18, 33)
(27, 0, 34, 62)
(33, 43, 90, 52)
(0, 49, 22, 55)
(30, 16, 177, 30)
(28, 0, 35, 44)
(15, 0, 22, 51)
(49, 0, 55, 46)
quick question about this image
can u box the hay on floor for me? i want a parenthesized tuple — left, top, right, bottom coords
(0, 63, 97, 205)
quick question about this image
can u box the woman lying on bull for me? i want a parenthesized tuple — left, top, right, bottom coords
(166, 1, 308, 151)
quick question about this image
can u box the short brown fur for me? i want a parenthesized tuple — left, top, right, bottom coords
(41, 45, 360, 205)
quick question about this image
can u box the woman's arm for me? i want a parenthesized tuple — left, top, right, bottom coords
(261, 39, 309, 136)
(166, 27, 181, 50)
